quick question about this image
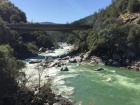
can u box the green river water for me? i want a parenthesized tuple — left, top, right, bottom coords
(59, 64, 140, 105)
(26, 43, 140, 105)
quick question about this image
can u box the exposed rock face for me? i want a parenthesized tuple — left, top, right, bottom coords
(119, 13, 140, 24)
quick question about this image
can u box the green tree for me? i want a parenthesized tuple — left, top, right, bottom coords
(127, 26, 140, 54)
(10, 14, 21, 23)
(36, 32, 54, 48)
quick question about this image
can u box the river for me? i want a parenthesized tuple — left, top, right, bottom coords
(23, 43, 140, 105)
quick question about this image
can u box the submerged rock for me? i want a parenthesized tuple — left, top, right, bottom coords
(95, 67, 104, 71)
(60, 66, 69, 71)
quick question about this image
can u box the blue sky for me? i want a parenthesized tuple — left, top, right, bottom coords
(9, 0, 112, 23)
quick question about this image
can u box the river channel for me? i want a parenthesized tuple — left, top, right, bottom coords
(23, 43, 140, 105)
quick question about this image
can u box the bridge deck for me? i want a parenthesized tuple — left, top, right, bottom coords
(6, 24, 91, 31)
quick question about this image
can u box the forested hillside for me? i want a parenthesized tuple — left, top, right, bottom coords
(71, 0, 140, 66)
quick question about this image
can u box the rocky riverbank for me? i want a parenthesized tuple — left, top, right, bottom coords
(22, 43, 74, 105)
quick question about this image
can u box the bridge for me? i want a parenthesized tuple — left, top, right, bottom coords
(6, 23, 92, 40)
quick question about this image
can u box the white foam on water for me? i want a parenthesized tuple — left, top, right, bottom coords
(113, 74, 140, 90)
(22, 43, 72, 85)
(36, 43, 72, 57)
(105, 77, 112, 82)
(52, 85, 75, 96)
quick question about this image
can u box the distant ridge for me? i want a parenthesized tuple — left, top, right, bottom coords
(41, 22, 55, 24)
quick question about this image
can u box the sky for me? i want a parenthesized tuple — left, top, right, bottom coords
(9, 0, 112, 23)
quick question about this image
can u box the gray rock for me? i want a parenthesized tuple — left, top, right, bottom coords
(60, 66, 69, 71)
(62, 56, 70, 60)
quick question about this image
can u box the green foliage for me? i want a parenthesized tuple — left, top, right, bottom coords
(0, 44, 25, 104)
(72, 0, 140, 58)
(13, 87, 34, 105)
(67, 35, 75, 44)
(79, 41, 88, 52)
(27, 31, 54, 49)
(10, 14, 21, 23)
(127, 25, 140, 53)
(73, 0, 140, 26)
(37, 34, 53, 48)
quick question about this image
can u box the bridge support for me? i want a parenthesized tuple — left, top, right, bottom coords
(65, 31, 83, 41)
